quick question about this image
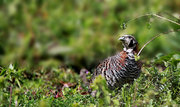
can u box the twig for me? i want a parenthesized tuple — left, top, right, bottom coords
(137, 29, 180, 56)
(153, 14, 180, 26)
(133, 82, 137, 107)
(9, 86, 12, 107)
(127, 13, 152, 23)
(127, 13, 180, 26)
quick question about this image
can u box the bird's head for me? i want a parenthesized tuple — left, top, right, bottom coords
(119, 35, 138, 53)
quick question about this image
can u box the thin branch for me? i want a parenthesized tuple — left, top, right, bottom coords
(153, 14, 180, 26)
(127, 13, 180, 26)
(127, 13, 153, 23)
(133, 82, 137, 107)
(137, 29, 180, 56)
(9, 86, 12, 107)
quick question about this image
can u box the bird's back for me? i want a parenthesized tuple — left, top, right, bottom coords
(92, 51, 141, 89)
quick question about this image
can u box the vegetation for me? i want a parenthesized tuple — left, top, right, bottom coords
(0, 53, 180, 106)
(0, 0, 179, 106)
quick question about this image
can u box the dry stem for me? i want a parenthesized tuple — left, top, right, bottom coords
(127, 13, 180, 26)
(137, 29, 180, 56)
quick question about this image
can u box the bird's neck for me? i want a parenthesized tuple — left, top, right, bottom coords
(123, 48, 133, 53)
(123, 44, 139, 54)
(123, 47, 138, 59)
(123, 49, 134, 59)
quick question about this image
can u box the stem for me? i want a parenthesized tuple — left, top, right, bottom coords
(127, 13, 180, 26)
(9, 86, 12, 107)
(137, 29, 180, 56)
(153, 14, 180, 26)
(133, 82, 137, 107)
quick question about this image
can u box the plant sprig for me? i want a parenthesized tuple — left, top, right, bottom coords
(137, 29, 180, 56)
(126, 13, 180, 26)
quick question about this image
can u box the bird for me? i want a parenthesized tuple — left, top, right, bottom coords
(91, 35, 142, 90)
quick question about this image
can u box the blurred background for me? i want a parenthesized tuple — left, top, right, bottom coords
(0, 0, 179, 72)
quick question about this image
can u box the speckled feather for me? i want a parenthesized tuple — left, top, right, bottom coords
(92, 51, 141, 89)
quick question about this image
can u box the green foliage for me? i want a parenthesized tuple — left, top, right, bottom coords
(0, 53, 179, 106)
(90, 75, 111, 106)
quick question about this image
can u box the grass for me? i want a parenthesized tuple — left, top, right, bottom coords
(0, 52, 179, 107)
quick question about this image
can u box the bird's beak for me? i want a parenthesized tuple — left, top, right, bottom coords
(118, 36, 125, 41)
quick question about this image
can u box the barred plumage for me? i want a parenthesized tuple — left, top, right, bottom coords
(91, 35, 142, 90)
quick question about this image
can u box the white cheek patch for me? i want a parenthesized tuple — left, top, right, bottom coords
(123, 48, 126, 51)
(126, 49, 133, 53)
(124, 48, 135, 59)
(124, 48, 133, 53)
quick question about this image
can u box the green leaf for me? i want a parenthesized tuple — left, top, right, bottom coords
(173, 54, 180, 60)
(0, 69, 6, 76)
(15, 78, 21, 88)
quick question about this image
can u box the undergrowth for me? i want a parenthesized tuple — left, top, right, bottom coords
(0, 53, 179, 107)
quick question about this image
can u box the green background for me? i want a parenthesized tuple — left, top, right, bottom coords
(0, 0, 179, 71)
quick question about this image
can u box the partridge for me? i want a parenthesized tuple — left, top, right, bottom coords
(91, 35, 142, 90)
